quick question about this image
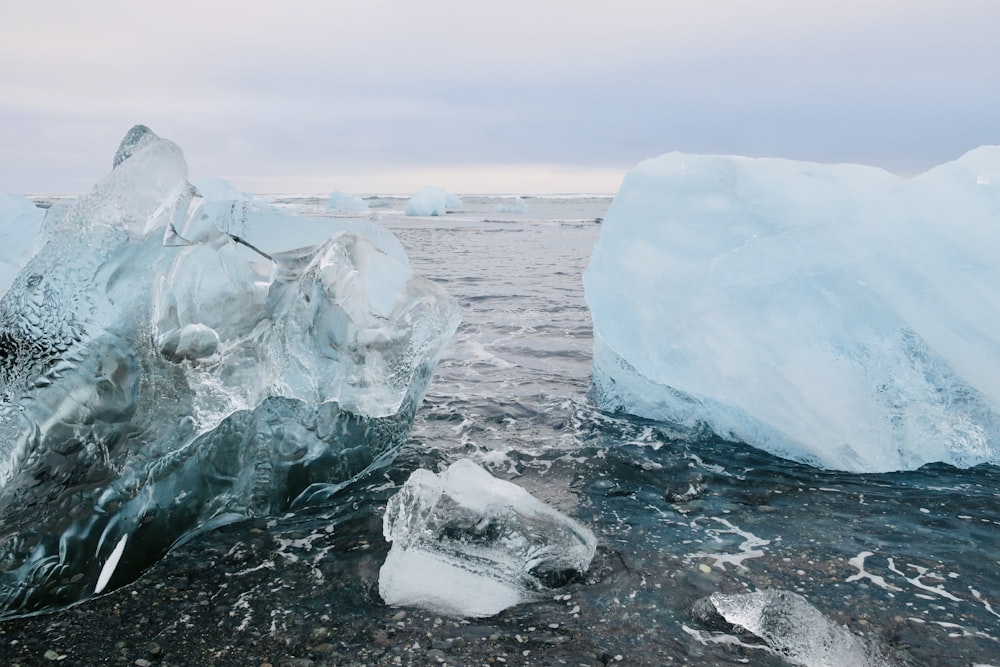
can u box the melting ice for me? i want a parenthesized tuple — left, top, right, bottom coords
(379, 459, 597, 617)
(0, 125, 461, 618)
(697, 589, 901, 667)
(585, 148, 1000, 472)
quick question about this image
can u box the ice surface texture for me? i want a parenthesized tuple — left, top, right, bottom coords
(405, 186, 462, 217)
(379, 459, 597, 617)
(0, 126, 460, 618)
(585, 148, 1000, 472)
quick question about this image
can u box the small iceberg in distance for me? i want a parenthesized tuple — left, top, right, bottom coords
(584, 147, 1000, 473)
(325, 190, 370, 215)
(495, 195, 529, 214)
(379, 459, 597, 617)
(405, 185, 462, 216)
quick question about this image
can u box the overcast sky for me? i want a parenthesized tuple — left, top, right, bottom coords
(2, 0, 998, 194)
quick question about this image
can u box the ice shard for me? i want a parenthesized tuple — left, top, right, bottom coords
(0, 125, 461, 619)
(379, 459, 597, 617)
(702, 589, 901, 667)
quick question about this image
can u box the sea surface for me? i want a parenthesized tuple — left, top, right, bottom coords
(5, 194, 999, 666)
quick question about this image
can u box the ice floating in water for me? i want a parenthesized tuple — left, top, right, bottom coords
(585, 148, 1000, 472)
(0, 125, 461, 619)
(405, 186, 462, 217)
(379, 459, 597, 617)
(495, 196, 529, 214)
(325, 191, 370, 215)
(701, 589, 899, 667)
(0, 194, 45, 293)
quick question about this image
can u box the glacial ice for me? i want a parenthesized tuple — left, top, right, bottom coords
(326, 191, 370, 215)
(405, 186, 462, 217)
(703, 589, 898, 667)
(0, 194, 45, 293)
(194, 178, 250, 201)
(379, 459, 597, 617)
(584, 148, 1000, 472)
(0, 125, 461, 619)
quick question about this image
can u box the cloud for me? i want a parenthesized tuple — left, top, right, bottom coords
(2, 1, 998, 193)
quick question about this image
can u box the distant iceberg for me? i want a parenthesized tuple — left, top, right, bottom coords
(0, 194, 44, 292)
(325, 191, 370, 215)
(0, 125, 461, 618)
(495, 196, 529, 214)
(405, 186, 462, 216)
(584, 147, 1000, 472)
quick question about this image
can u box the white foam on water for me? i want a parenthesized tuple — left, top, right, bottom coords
(845, 551, 902, 592)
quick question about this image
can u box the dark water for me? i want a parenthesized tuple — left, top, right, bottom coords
(3, 194, 997, 666)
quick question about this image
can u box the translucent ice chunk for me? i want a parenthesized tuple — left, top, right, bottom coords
(0, 125, 461, 619)
(379, 459, 597, 617)
(707, 589, 899, 667)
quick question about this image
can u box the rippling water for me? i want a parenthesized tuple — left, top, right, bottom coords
(287, 195, 999, 665)
(6, 194, 997, 666)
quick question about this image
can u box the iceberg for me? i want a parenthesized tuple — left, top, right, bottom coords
(0, 194, 45, 293)
(0, 125, 461, 619)
(584, 148, 1000, 472)
(405, 186, 462, 217)
(325, 191, 370, 215)
(378, 459, 597, 617)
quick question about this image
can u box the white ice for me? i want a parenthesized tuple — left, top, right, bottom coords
(584, 147, 1000, 472)
(379, 459, 597, 617)
(405, 186, 462, 217)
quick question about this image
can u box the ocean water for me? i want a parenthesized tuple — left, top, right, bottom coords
(5, 194, 999, 666)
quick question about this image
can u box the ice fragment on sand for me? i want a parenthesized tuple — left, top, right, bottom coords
(704, 589, 901, 666)
(379, 459, 596, 617)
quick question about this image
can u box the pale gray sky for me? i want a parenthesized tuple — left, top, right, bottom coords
(2, 0, 998, 194)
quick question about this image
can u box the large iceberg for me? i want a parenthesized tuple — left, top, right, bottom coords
(584, 148, 1000, 472)
(379, 459, 597, 617)
(0, 125, 461, 619)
